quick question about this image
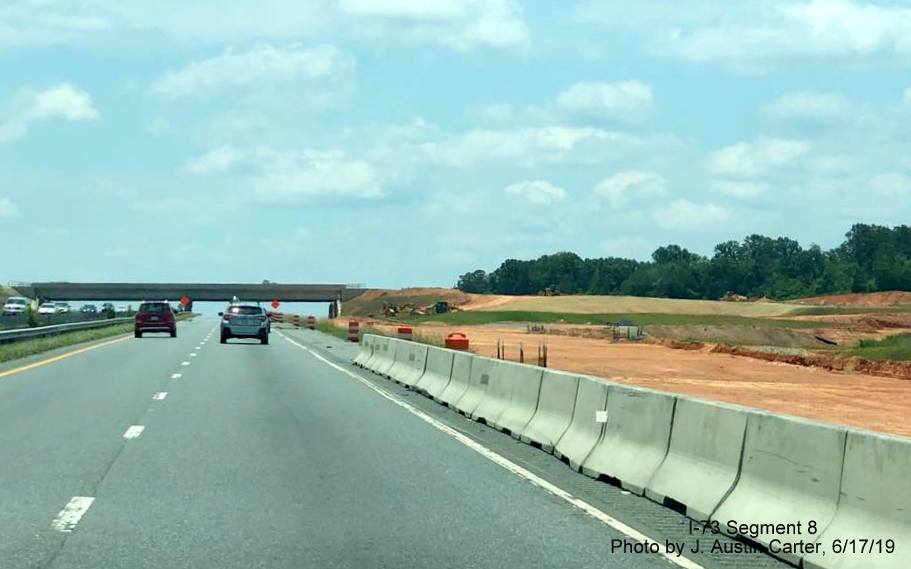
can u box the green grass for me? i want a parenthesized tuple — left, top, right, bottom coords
(0, 313, 197, 364)
(0, 323, 134, 364)
(316, 319, 356, 341)
(791, 305, 911, 316)
(400, 310, 823, 329)
(849, 334, 911, 361)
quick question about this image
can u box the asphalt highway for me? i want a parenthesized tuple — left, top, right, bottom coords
(0, 318, 789, 569)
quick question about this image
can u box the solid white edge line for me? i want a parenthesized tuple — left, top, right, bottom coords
(51, 496, 95, 532)
(277, 332, 706, 569)
(123, 425, 145, 439)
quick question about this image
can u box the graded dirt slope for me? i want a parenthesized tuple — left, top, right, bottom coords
(343, 288, 475, 316)
(469, 294, 804, 317)
(345, 289, 807, 318)
(796, 291, 911, 306)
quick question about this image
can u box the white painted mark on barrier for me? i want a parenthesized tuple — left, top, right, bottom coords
(51, 496, 95, 532)
(171, 373, 182, 379)
(596, 410, 609, 423)
(277, 332, 706, 569)
(123, 425, 145, 439)
(153, 392, 167, 400)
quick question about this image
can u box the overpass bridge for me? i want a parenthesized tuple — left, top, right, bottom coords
(15, 283, 370, 315)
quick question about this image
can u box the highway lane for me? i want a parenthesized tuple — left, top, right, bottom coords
(0, 318, 213, 568)
(0, 318, 782, 568)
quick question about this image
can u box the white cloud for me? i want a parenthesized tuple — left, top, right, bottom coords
(713, 180, 771, 198)
(580, 0, 911, 70)
(253, 149, 382, 201)
(423, 126, 675, 167)
(652, 199, 730, 229)
(153, 43, 354, 98)
(26, 84, 99, 121)
(709, 137, 811, 178)
(338, 0, 529, 51)
(184, 145, 243, 174)
(0, 197, 20, 218)
(764, 92, 854, 125)
(555, 80, 653, 121)
(0, 83, 98, 143)
(504, 180, 567, 205)
(868, 173, 911, 197)
(88, 1, 331, 44)
(338, 0, 464, 20)
(594, 170, 667, 208)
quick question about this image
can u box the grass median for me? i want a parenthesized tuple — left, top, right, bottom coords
(0, 313, 197, 364)
(0, 323, 134, 364)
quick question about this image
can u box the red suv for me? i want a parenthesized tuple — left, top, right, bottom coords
(135, 301, 177, 338)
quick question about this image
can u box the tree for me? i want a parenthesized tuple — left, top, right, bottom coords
(456, 270, 490, 293)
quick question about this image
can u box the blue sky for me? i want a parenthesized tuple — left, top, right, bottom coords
(2, 0, 911, 288)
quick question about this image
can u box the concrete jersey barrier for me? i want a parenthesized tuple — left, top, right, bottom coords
(645, 397, 747, 520)
(553, 377, 608, 472)
(804, 431, 911, 569)
(712, 412, 846, 565)
(493, 363, 544, 437)
(453, 356, 496, 417)
(353, 335, 374, 367)
(413, 347, 455, 398)
(363, 335, 387, 372)
(387, 340, 428, 387)
(437, 352, 473, 407)
(519, 370, 581, 453)
(581, 386, 675, 494)
(470, 359, 519, 424)
(371, 337, 399, 378)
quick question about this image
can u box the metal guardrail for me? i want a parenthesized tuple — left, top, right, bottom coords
(0, 318, 133, 343)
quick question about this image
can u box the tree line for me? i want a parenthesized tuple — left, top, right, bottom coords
(455, 224, 911, 300)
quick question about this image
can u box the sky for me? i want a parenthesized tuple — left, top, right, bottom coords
(2, 0, 911, 289)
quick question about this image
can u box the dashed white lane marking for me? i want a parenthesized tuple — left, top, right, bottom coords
(195, 346, 201, 350)
(278, 332, 706, 569)
(190, 353, 197, 357)
(51, 496, 95, 532)
(123, 425, 145, 439)
(171, 373, 182, 379)
(181, 361, 190, 366)
(153, 392, 168, 400)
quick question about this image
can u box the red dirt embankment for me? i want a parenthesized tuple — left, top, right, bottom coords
(710, 345, 911, 380)
(796, 291, 911, 306)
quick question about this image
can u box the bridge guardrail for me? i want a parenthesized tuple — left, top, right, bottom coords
(0, 318, 133, 343)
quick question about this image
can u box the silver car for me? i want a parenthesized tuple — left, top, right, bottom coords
(219, 304, 269, 345)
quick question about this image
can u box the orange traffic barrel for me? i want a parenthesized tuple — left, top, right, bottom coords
(347, 319, 360, 342)
(397, 326, 413, 341)
(445, 333, 470, 351)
